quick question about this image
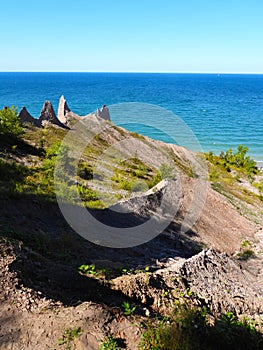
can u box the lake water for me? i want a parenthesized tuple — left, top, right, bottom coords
(0, 72, 262, 165)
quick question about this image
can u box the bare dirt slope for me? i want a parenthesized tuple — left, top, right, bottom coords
(0, 117, 263, 349)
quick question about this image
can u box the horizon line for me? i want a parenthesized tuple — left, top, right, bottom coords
(1, 70, 263, 75)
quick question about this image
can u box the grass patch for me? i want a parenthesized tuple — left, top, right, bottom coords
(100, 336, 120, 350)
(167, 148, 196, 178)
(130, 131, 145, 140)
(57, 326, 82, 349)
(111, 157, 159, 194)
(140, 303, 263, 350)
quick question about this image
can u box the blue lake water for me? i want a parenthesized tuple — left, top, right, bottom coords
(0, 72, 262, 164)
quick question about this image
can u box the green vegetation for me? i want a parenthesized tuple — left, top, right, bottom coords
(0, 110, 179, 209)
(0, 122, 102, 207)
(238, 249, 255, 260)
(254, 179, 263, 201)
(167, 148, 197, 178)
(220, 145, 257, 174)
(24, 121, 68, 149)
(122, 301, 136, 316)
(205, 145, 263, 206)
(78, 263, 152, 282)
(78, 263, 98, 275)
(111, 159, 178, 195)
(40, 141, 69, 195)
(0, 106, 23, 137)
(206, 145, 258, 178)
(130, 131, 145, 140)
(158, 163, 176, 180)
(78, 263, 122, 280)
(237, 240, 255, 260)
(140, 302, 263, 350)
(100, 336, 120, 350)
(57, 327, 82, 349)
(241, 239, 252, 249)
(77, 161, 93, 180)
(78, 264, 153, 282)
(0, 226, 82, 263)
(0, 159, 31, 194)
(122, 266, 151, 276)
(111, 157, 159, 193)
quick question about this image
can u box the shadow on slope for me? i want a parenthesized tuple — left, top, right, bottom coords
(0, 192, 203, 307)
(0, 133, 43, 157)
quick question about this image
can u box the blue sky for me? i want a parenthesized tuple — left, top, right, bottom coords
(1, 0, 263, 73)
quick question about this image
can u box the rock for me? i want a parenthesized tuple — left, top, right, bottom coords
(112, 249, 263, 319)
(57, 95, 82, 126)
(57, 95, 70, 125)
(38, 100, 66, 128)
(110, 179, 179, 217)
(96, 105, 111, 121)
(18, 107, 37, 126)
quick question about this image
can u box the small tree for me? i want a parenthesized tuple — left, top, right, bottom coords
(0, 106, 23, 137)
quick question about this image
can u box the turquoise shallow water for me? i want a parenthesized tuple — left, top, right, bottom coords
(0, 72, 262, 163)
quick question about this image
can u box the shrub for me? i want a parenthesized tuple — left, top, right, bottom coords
(218, 145, 257, 174)
(0, 106, 23, 137)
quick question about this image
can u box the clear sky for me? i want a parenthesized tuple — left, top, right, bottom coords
(1, 0, 263, 73)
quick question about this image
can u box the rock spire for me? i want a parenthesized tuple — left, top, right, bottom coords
(38, 100, 66, 128)
(18, 107, 37, 125)
(57, 95, 71, 124)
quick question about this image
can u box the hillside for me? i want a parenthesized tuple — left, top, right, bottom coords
(0, 104, 263, 349)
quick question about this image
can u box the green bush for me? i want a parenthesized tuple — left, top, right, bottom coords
(207, 145, 258, 175)
(223, 145, 254, 169)
(0, 106, 23, 137)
